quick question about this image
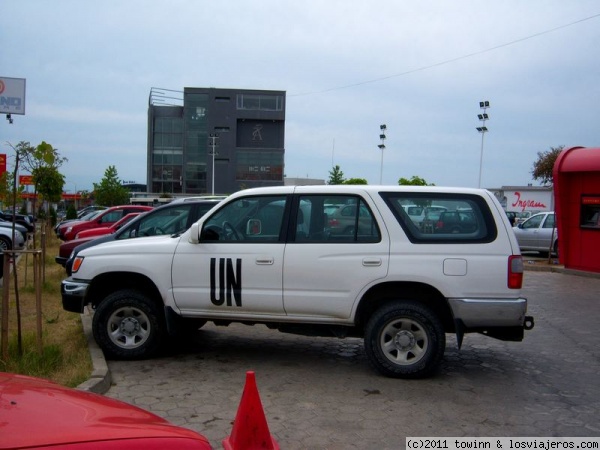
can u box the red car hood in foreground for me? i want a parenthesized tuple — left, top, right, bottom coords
(0, 372, 211, 449)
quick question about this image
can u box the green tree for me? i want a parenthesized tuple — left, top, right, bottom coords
(531, 146, 564, 186)
(0, 171, 23, 210)
(15, 140, 67, 217)
(19, 141, 67, 171)
(328, 165, 346, 185)
(344, 178, 368, 185)
(93, 166, 129, 206)
(398, 176, 434, 186)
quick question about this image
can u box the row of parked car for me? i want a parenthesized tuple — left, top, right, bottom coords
(0, 210, 35, 252)
(55, 198, 225, 274)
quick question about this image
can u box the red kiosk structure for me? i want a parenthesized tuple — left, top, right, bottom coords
(553, 146, 600, 273)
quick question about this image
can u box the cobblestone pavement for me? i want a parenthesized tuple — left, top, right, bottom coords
(105, 271, 600, 449)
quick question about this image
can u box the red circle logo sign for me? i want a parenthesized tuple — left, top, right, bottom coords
(0, 80, 5, 94)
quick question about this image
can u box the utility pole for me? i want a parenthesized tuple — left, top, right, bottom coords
(208, 133, 219, 195)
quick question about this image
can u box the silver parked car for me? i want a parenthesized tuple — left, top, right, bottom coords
(512, 212, 558, 255)
(0, 226, 26, 252)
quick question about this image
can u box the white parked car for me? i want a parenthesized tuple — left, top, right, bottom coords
(512, 212, 558, 255)
(0, 226, 26, 252)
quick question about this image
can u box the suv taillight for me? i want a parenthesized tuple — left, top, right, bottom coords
(508, 255, 523, 289)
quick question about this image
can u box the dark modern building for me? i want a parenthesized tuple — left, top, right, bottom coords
(147, 87, 286, 195)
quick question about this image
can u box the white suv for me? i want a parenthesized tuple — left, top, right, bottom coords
(62, 185, 534, 378)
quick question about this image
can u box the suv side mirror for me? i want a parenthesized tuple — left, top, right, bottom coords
(246, 219, 261, 235)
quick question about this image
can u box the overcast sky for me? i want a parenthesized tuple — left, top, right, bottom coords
(1, 1, 599, 193)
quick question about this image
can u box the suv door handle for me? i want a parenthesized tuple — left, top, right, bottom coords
(256, 257, 274, 265)
(362, 258, 382, 267)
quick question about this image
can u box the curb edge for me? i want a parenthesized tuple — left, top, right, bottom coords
(76, 307, 111, 394)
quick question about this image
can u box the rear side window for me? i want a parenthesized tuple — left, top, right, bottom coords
(292, 195, 381, 243)
(99, 210, 124, 223)
(381, 192, 497, 243)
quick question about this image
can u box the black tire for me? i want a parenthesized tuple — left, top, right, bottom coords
(0, 236, 11, 252)
(364, 301, 445, 378)
(93, 290, 165, 360)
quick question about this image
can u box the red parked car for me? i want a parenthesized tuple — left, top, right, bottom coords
(0, 371, 212, 449)
(75, 212, 143, 239)
(55, 213, 144, 266)
(57, 205, 153, 241)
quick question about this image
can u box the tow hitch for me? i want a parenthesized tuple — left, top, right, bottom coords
(524, 315, 535, 330)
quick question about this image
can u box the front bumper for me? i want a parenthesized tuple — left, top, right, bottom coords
(61, 278, 90, 313)
(55, 256, 67, 266)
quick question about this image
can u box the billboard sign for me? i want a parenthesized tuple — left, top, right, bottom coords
(505, 190, 552, 212)
(19, 175, 34, 186)
(0, 77, 26, 115)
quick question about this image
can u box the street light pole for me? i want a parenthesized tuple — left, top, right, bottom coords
(208, 133, 219, 196)
(68, 182, 78, 209)
(378, 124, 387, 184)
(476, 101, 490, 188)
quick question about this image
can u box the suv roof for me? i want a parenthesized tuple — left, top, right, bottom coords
(170, 195, 228, 204)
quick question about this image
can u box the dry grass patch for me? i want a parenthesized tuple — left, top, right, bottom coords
(0, 227, 92, 387)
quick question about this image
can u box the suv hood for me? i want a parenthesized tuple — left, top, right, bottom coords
(78, 234, 180, 258)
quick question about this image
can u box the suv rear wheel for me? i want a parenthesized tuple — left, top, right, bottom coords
(364, 301, 445, 378)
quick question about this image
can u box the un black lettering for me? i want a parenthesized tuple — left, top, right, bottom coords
(210, 258, 242, 306)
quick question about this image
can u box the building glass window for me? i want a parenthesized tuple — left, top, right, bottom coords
(581, 197, 600, 229)
(183, 93, 209, 193)
(236, 94, 284, 111)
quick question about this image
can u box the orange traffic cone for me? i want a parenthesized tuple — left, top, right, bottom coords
(223, 371, 279, 450)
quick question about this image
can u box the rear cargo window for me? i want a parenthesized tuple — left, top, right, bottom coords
(380, 192, 497, 243)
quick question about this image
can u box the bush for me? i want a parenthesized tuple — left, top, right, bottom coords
(66, 204, 77, 220)
(48, 206, 57, 226)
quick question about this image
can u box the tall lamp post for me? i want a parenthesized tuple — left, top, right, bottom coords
(476, 101, 490, 188)
(73, 183, 78, 210)
(208, 133, 219, 196)
(378, 124, 387, 184)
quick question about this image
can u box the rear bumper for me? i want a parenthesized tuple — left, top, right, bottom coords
(449, 297, 533, 343)
(448, 297, 529, 328)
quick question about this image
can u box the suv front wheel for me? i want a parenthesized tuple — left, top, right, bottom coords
(93, 290, 165, 359)
(364, 301, 445, 378)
